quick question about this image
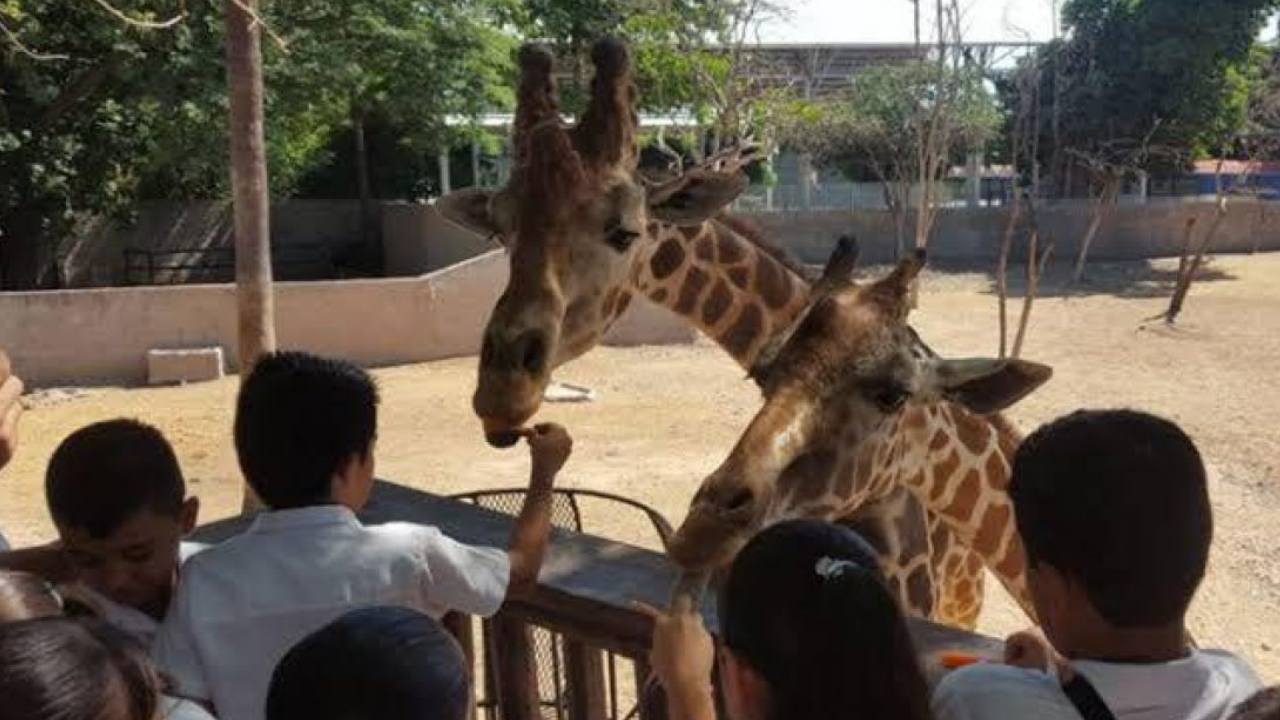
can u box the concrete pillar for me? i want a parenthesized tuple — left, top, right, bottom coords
(471, 140, 481, 187)
(1137, 170, 1149, 204)
(438, 147, 451, 195)
(966, 150, 983, 208)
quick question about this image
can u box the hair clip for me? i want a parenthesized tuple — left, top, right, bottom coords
(815, 556, 861, 581)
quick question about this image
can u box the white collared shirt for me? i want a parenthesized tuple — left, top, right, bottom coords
(933, 650, 1263, 720)
(152, 505, 510, 720)
(71, 541, 208, 648)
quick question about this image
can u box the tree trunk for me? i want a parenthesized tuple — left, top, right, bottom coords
(352, 107, 382, 275)
(226, 0, 276, 513)
(1071, 176, 1117, 284)
(1164, 202, 1228, 325)
(1012, 231, 1052, 359)
(996, 197, 1023, 359)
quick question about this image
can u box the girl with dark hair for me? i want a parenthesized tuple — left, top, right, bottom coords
(0, 617, 162, 720)
(0, 570, 62, 622)
(642, 519, 933, 720)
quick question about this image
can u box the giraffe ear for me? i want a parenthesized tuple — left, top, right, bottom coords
(648, 171, 748, 226)
(435, 188, 514, 241)
(931, 358, 1053, 414)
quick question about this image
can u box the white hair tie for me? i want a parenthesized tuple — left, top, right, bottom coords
(815, 556, 860, 581)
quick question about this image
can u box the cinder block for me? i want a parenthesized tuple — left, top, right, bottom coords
(147, 347, 224, 386)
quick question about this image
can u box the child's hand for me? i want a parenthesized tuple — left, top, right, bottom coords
(0, 351, 24, 472)
(1004, 628, 1059, 672)
(635, 596, 715, 703)
(527, 423, 572, 485)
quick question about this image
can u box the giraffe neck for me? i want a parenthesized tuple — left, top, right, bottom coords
(630, 218, 810, 369)
(890, 403, 1033, 616)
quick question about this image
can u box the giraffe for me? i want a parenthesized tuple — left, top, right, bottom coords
(665, 239, 1054, 626)
(435, 38, 1002, 625)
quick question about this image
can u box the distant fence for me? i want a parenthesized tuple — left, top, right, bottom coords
(0, 251, 693, 389)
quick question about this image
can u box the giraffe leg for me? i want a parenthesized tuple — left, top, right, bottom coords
(843, 486, 939, 621)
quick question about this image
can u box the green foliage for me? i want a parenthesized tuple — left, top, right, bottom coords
(0, 0, 514, 287)
(777, 61, 1000, 184)
(1006, 0, 1279, 179)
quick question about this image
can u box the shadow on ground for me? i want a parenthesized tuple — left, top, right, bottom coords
(839, 256, 1241, 301)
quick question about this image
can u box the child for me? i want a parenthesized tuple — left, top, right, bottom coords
(933, 409, 1262, 720)
(641, 519, 933, 720)
(267, 606, 471, 720)
(0, 617, 165, 720)
(0, 350, 23, 551)
(0, 419, 203, 645)
(153, 351, 572, 720)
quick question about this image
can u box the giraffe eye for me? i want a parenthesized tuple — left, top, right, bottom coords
(869, 383, 909, 412)
(605, 226, 640, 252)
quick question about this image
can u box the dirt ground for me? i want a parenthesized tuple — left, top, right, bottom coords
(2, 252, 1278, 682)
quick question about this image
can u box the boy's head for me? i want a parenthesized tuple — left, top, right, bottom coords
(267, 606, 471, 720)
(1010, 410, 1212, 651)
(235, 351, 379, 511)
(45, 419, 197, 617)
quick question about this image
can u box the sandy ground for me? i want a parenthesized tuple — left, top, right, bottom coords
(2, 253, 1278, 682)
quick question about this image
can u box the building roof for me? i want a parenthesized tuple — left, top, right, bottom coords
(1193, 160, 1280, 175)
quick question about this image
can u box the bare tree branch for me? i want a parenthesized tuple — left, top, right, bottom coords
(87, 0, 185, 29)
(0, 18, 69, 61)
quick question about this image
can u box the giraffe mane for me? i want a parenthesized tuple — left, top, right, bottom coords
(711, 212, 819, 285)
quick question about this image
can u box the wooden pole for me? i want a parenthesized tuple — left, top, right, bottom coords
(225, 0, 276, 513)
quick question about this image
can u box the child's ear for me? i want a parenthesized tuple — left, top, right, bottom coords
(180, 497, 200, 535)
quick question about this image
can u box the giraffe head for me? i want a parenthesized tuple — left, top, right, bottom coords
(437, 38, 749, 446)
(667, 239, 1053, 572)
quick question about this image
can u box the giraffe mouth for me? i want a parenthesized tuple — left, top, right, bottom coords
(667, 506, 753, 572)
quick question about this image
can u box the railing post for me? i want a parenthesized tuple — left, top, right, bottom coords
(563, 640, 607, 720)
(493, 614, 539, 720)
(443, 612, 477, 720)
(633, 660, 669, 720)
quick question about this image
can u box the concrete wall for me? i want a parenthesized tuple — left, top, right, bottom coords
(0, 251, 694, 388)
(737, 200, 1279, 265)
(381, 202, 492, 277)
(59, 201, 366, 287)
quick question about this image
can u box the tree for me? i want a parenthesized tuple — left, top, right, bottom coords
(0, 0, 517, 288)
(777, 59, 999, 256)
(267, 0, 514, 272)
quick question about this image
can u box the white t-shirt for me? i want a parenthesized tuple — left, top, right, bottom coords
(71, 541, 208, 648)
(152, 504, 510, 720)
(933, 651, 1263, 720)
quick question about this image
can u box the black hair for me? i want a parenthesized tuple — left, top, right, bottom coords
(1231, 687, 1280, 720)
(0, 570, 61, 623)
(0, 617, 161, 720)
(267, 606, 470, 720)
(1010, 409, 1212, 628)
(235, 351, 379, 509)
(45, 419, 185, 538)
(719, 519, 932, 720)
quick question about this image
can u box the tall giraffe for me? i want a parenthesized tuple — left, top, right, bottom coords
(667, 241, 1053, 625)
(435, 38, 1032, 626)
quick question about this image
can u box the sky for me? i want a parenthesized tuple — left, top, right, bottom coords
(760, 0, 1280, 45)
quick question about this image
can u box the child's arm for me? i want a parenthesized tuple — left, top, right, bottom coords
(0, 543, 75, 583)
(0, 350, 23, 472)
(636, 598, 718, 720)
(506, 423, 572, 594)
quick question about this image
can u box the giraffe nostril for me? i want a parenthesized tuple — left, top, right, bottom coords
(520, 334, 547, 375)
(723, 488, 754, 514)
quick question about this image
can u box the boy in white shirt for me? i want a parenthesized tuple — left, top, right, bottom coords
(153, 351, 572, 720)
(933, 410, 1262, 720)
